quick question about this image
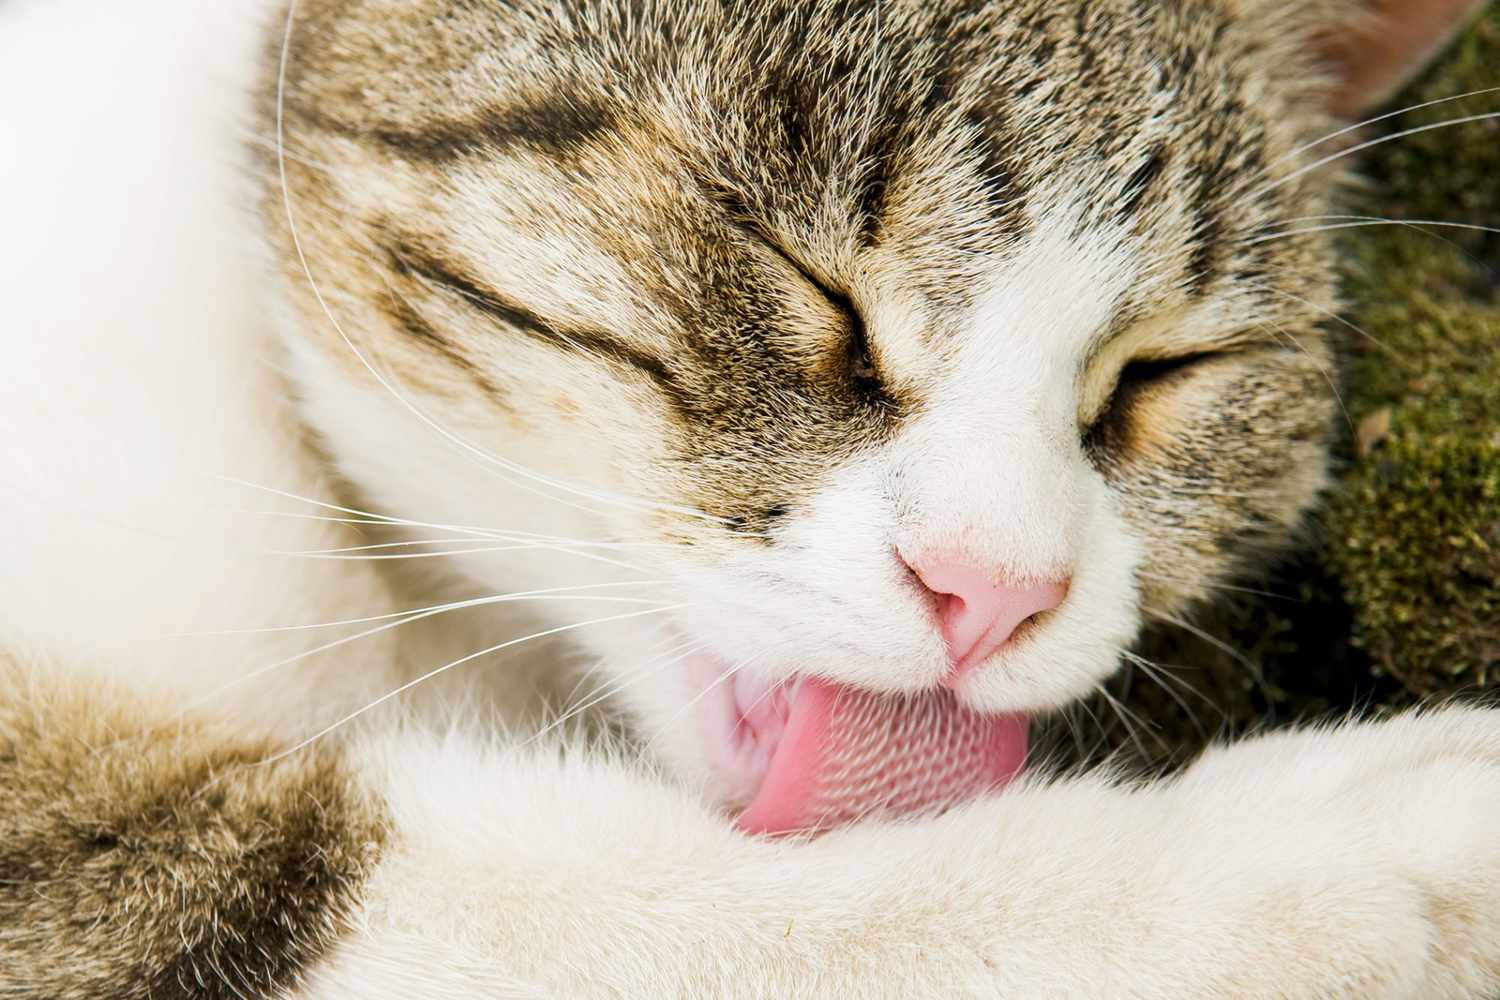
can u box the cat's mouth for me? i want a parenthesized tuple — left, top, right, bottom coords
(709, 667, 1028, 835)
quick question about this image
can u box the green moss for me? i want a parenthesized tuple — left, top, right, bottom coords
(1317, 2, 1500, 701)
(1050, 9, 1500, 771)
(1330, 434, 1500, 691)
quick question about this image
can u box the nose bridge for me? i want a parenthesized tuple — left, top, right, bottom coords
(897, 399, 1085, 580)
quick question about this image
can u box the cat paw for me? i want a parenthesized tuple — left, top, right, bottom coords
(1171, 707, 1500, 998)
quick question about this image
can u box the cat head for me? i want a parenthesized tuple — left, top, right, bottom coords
(263, 0, 1482, 812)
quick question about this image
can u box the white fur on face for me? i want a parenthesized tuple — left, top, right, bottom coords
(656, 205, 1147, 720)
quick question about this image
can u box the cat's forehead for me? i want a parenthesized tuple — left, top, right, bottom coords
(283, 0, 1341, 408)
(288, 0, 1329, 311)
(271, 0, 1344, 547)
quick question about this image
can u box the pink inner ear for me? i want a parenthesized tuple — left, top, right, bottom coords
(1322, 0, 1487, 117)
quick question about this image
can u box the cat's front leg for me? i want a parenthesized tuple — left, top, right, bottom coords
(302, 708, 1500, 999)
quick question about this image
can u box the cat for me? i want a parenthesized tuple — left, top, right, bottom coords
(2, 0, 1498, 995)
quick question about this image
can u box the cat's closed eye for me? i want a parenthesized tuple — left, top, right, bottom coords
(840, 298, 883, 398)
(1113, 351, 1224, 397)
(754, 232, 887, 403)
(1084, 349, 1227, 447)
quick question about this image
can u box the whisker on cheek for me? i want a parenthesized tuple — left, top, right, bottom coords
(527, 635, 713, 748)
(1267, 86, 1500, 176)
(1248, 110, 1500, 202)
(178, 585, 679, 719)
(166, 580, 672, 638)
(224, 477, 533, 538)
(1120, 651, 1218, 744)
(1142, 608, 1273, 709)
(1248, 281, 1397, 357)
(1256, 319, 1353, 432)
(1094, 683, 1168, 763)
(555, 621, 684, 711)
(640, 639, 803, 756)
(288, 537, 676, 556)
(252, 603, 690, 766)
(271, 540, 676, 562)
(1243, 217, 1500, 246)
(224, 475, 664, 574)
(1134, 570, 1296, 602)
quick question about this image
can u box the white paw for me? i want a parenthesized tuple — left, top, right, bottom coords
(1169, 707, 1500, 998)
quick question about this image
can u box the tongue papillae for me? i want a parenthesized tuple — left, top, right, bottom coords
(735, 678, 1028, 836)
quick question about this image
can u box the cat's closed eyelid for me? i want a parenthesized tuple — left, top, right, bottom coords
(1113, 349, 1227, 390)
(738, 223, 865, 338)
(730, 224, 889, 401)
(1081, 348, 1233, 446)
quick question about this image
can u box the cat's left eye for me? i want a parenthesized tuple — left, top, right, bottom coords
(1112, 351, 1221, 395)
(1085, 349, 1223, 444)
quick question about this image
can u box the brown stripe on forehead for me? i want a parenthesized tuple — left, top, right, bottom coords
(1115, 144, 1169, 223)
(1182, 100, 1269, 297)
(386, 238, 691, 414)
(0, 661, 383, 1000)
(295, 93, 619, 163)
(853, 137, 894, 248)
(961, 107, 1026, 223)
(1187, 171, 1226, 297)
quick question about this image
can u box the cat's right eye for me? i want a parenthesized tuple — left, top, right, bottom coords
(744, 227, 886, 403)
(804, 277, 884, 403)
(842, 302, 883, 398)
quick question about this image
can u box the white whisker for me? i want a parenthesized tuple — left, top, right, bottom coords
(641, 641, 796, 754)
(1272, 86, 1500, 172)
(1094, 684, 1164, 762)
(1251, 111, 1500, 200)
(224, 477, 654, 573)
(275, 541, 670, 562)
(525, 636, 711, 747)
(1145, 609, 1268, 697)
(287, 536, 669, 556)
(182, 590, 675, 714)
(223, 477, 500, 534)
(1135, 569, 1295, 602)
(1244, 217, 1500, 246)
(1259, 318, 1354, 431)
(255, 603, 689, 765)
(1120, 651, 1216, 741)
(1245, 281, 1395, 356)
(556, 623, 685, 712)
(168, 579, 670, 637)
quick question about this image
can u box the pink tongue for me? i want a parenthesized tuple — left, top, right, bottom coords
(735, 678, 1027, 836)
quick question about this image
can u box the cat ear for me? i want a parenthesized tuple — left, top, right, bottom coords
(1318, 0, 1488, 116)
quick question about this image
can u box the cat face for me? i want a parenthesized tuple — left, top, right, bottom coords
(267, 0, 1349, 807)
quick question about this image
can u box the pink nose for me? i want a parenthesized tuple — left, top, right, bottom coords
(908, 558, 1069, 684)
